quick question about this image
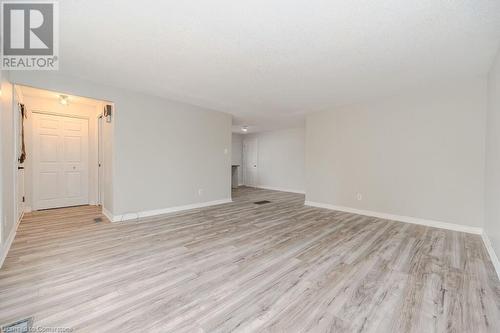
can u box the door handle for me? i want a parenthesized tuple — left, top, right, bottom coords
(18, 166, 24, 170)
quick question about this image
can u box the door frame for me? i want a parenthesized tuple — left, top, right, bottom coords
(8, 85, 113, 224)
(32, 110, 89, 120)
(13, 88, 24, 225)
(31, 110, 91, 210)
(97, 114, 104, 206)
(15, 102, 25, 221)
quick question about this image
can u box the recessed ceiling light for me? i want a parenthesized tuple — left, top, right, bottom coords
(242, 126, 248, 132)
(59, 95, 68, 105)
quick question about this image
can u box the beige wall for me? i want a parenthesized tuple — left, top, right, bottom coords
(306, 79, 487, 228)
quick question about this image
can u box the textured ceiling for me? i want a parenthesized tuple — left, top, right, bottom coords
(57, 0, 500, 133)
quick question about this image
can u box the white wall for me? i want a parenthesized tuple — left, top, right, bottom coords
(1, 74, 15, 239)
(232, 133, 243, 185)
(306, 79, 487, 228)
(0, 71, 3, 244)
(485, 50, 500, 260)
(244, 128, 305, 193)
(232, 133, 243, 165)
(0, 71, 16, 263)
(9, 71, 232, 220)
(0, 70, 5, 245)
(21, 95, 102, 211)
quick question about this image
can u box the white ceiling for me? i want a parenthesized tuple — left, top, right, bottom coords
(57, 0, 500, 133)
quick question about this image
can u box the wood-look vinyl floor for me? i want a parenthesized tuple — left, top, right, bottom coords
(1, 187, 499, 332)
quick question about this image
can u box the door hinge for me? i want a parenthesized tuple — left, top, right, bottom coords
(22, 196, 25, 203)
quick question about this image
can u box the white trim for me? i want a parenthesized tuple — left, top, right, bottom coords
(102, 207, 114, 222)
(18, 210, 24, 227)
(304, 201, 483, 235)
(14, 84, 24, 102)
(24, 206, 32, 213)
(13, 88, 21, 250)
(254, 185, 305, 194)
(97, 114, 103, 206)
(481, 232, 500, 281)
(108, 198, 233, 223)
(31, 109, 89, 120)
(0, 215, 22, 269)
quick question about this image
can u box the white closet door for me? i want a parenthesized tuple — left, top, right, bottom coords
(243, 137, 258, 187)
(33, 113, 89, 210)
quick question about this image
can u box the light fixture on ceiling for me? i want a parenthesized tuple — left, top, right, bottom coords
(241, 126, 248, 132)
(59, 95, 68, 105)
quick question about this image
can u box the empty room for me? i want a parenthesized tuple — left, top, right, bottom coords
(1, 1, 500, 332)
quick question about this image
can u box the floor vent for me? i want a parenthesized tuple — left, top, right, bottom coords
(2, 317, 33, 333)
(254, 200, 271, 205)
(94, 217, 103, 223)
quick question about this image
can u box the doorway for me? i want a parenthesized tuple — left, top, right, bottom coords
(14, 85, 111, 213)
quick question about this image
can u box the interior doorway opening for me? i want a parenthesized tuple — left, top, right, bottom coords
(13, 85, 113, 217)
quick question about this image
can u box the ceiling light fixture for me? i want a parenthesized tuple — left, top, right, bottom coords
(59, 95, 68, 105)
(242, 126, 248, 132)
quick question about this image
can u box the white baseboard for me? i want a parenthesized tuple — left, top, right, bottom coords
(24, 206, 32, 213)
(254, 185, 305, 194)
(304, 201, 483, 235)
(102, 207, 114, 222)
(109, 198, 233, 223)
(481, 232, 500, 281)
(0, 215, 23, 269)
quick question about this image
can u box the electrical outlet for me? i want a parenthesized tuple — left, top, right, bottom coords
(356, 193, 363, 201)
(198, 189, 204, 196)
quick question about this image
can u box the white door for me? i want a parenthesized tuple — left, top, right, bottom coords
(32, 113, 89, 210)
(243, 137, 258, 186)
